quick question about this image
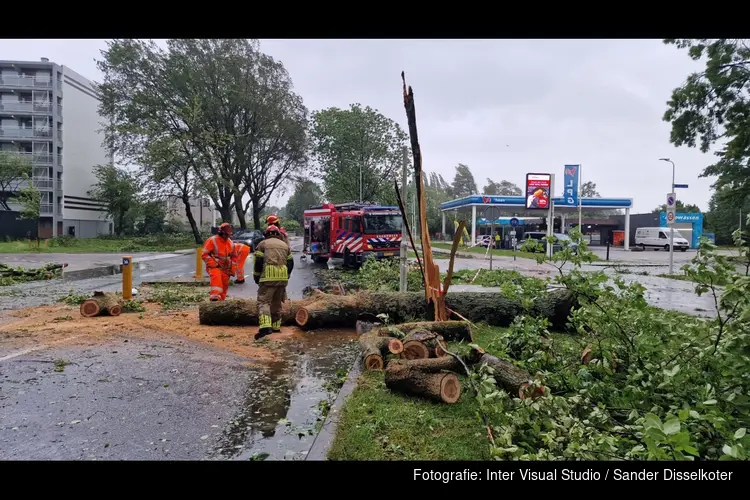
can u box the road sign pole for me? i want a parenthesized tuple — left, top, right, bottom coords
(666, 192, 676, 275)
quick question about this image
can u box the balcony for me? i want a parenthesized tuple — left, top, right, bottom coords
(2, 152, 54, 164)
(32, 177, 53, 189)
(57, 129, 62, 141)
(56, 203, 62, 215)
(57, 104, 62, 117)
(56, 179, 63, 192)
(40, 203, 53, 215)
(0, 127, 52, 139)
(0, 101, 53, 114)
(0, 76, 52, 89)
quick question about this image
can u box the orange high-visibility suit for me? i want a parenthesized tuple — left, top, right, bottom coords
(202, 234, 235, 301)
(232, 242, 251, 283)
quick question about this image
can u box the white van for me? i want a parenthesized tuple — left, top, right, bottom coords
(635, 227, 690, 251)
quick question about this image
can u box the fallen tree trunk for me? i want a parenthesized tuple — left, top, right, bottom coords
(370, 321, 471, 342)
(384, 359, 461, 404)
(467, 348, 542, 399)
(292, 290, 577, 331)
(387, 356, 464, 373)
(198, 291, 325, 326)
(80, 291, 122, 317)
(402, 330, 447, 360)
(359, 333, 404, 371)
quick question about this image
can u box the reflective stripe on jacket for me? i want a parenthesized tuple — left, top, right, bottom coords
(254, 236, 293, 283)
(203, 235, 234, 272)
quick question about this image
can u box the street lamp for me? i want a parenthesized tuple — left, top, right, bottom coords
(659, 157, 676, 275)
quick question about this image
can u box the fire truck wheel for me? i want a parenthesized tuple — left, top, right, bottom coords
(344, 249, 356, 268)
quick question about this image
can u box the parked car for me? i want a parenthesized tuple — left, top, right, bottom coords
(517, 232, 578, 254)
(233, 229, 265, 251)
(635, 227, 689, 252)
(475, 235, 492, 247)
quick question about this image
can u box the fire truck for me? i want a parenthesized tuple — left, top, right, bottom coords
(302, 202, 404, 267)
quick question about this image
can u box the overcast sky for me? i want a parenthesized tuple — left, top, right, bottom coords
(0, 39, 715, 213)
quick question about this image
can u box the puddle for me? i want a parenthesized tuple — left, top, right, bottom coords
(211, 328, 359, 460)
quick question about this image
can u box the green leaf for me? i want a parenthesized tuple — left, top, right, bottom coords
(678, 409, 689, 421)
(722, 444, 734, 457)
(702, 399, 717, 406)
(663, 418, 681, 436)
(734, 428, 747, 440)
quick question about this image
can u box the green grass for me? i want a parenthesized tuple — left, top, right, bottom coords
(429, 242, 599, 261)
(0, 234, 197, 254)
(328, 327, 518, 461)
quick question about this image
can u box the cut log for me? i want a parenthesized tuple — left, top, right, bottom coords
(370, 321, 471, 342)
(359, 333, 404, 371)
(198, 295, 316, 326)
(466, 348, 542, 399)
(401, 330, 447, 359)
(386, 356, 465, 374)
(384, 360, 461, 404)
(80, 292, 122, 317)
(292, 289, 577, 331)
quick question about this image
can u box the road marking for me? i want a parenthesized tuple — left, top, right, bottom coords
(0, 335, 83, 362)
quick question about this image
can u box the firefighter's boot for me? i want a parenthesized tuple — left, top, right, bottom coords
(235, 279, 245, 284)
(272, 319, 281, 332)
(254, 327, 272, 340)
(255, 313, 273, 340)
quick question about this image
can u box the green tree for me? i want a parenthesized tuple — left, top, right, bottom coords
(450, 163, 477, 198)
(652, 200, 702, 214)
(309, 103, 409, 204)
(285, 178, 324, 224)
(581, 181, 599, 198)
(17, 181, 41, 240)
(88, 164, 141, 236)
(425, 172, 454, 235)
(138, 201, 167, 235)
(0, 151, 32, 211)
(662, 39, 750, 202)
(484, 178, 522, 196)
(705, 186, 750, 245)
(96, 38, 308, 230)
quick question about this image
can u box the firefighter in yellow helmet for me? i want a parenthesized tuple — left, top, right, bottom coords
(253, 224, 294, 340)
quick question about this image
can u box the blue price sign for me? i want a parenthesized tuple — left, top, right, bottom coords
(122, 258, 130, 266)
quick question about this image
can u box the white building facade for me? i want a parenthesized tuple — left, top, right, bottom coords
(0, 58, 113, 238)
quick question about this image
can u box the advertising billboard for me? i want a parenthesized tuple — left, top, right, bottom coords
(563, 164, 580, 206)
(525, 173, 551, 210)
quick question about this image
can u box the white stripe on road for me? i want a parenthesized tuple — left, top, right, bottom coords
(0, 335, 83, 362)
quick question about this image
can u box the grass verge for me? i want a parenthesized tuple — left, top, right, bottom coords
(429, 242, 600, 261)
(0, 234, 197, 254)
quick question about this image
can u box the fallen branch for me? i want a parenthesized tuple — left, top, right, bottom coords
(359, 332, 404, 371)
(80, 291, 122, 317)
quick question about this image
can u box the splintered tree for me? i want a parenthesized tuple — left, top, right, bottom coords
(310, 103, 409, 204)
(96, 38, 308, 230)
(0, 151, 32, 212)
(663, 39, 750, 202)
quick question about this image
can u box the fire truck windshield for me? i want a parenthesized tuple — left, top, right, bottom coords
(363, 214, 402, 234)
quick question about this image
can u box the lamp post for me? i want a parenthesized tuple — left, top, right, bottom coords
(659, 157, 676, 275)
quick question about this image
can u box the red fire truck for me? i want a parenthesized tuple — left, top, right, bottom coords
(302, 202, 404, 267)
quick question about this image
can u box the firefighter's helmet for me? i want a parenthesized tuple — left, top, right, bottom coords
(266, 214, 280, 225)
(218, 222, 233, 236)
(265, 224, 280, 236)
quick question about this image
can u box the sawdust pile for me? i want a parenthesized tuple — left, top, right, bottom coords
(0, 302, 300, 361)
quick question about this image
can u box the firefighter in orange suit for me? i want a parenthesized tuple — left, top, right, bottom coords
(232, 241, 251, 284)
(266, 214, 289, 245)
(253, 225, 294, 340)
(202, 222, 235, 301)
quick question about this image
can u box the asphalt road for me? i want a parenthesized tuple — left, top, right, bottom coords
(0, 245, 355, 460)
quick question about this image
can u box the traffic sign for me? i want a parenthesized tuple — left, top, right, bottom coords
(674, 184, 689, 189)
(122, 257, 131, 266)
(667, 212, 675, 224)
(510, 217, 519, 227)
(666, 193, 676, 208)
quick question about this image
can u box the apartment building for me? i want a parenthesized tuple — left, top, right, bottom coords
(164, 195, 215, 231)
(0, 58, 113, 238)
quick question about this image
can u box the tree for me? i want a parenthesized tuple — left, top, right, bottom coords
(0, 151, 32, 211)
(662, 39, 750, 202)
(285, 179, 323, 224)
(138, 201, 167, 235)
(450, 164, 477, 198)
(484, 178, 522, 196)
(581, 181, 600, 198)
(651, 200, 702, 214)
(88, 164, 141, 236)
(17, 182, 40, 241)
(424, 172, 454, 235)
(705, 186, 750, 245)
(96, 38, 308, 230)
(309, 103, 409, 204)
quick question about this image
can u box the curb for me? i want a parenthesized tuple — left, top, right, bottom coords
(306, 353, 363, 461)
(61, 249, 196, 281)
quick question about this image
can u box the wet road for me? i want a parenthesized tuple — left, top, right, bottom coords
(1, 242, 359, 460)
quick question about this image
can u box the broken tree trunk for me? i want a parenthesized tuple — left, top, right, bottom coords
(467, 348, 543, 399)
(359, 333, 404, 371)
(198, 292, 324, 326)
(384, 358, 461, 404)
(388, 356, 464, 373)
(291, 289, 577, 331)
(80, 291, 122, 317)
(370, 321, 471, 342)
(402, 330, 447, 359)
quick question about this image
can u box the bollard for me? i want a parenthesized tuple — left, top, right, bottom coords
(122, 255, 133, 300)
(606, 241, 610, 261)
(195, 246, 203, 279)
